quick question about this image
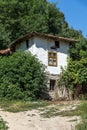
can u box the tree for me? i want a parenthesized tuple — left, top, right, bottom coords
(57, 38, 87, 99)
(69, 38, 87, 60)
(0, 52, 48, 100)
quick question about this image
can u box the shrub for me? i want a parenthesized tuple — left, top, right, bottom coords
(0, 52, 48, 100)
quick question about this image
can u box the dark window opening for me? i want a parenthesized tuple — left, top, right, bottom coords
(26, 40, 29, 48)
(50, 80, 56, 90)
(55, 41, 60, 48)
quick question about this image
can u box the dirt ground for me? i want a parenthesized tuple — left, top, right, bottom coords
(0, 103, 80, 130)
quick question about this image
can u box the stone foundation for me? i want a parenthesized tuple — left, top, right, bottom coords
(46, 73, 58, 100)
(46, 73, 72, 100)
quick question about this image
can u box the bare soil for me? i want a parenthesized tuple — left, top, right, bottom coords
(0, 102, 80, 130)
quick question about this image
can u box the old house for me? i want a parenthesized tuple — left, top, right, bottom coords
(9, 32, 76, 99)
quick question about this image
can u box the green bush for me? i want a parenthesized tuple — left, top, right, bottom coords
(0, 52, 48, 100)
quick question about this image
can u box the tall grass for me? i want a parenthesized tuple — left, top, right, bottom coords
(0, 117, 8, 130)
(75, 101, 87, 130)
(0, 98, 50, 112)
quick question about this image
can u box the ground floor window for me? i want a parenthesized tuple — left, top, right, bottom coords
(50, 80, 56, 90)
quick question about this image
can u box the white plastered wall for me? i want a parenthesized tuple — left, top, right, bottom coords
(16, 36, 69, 75)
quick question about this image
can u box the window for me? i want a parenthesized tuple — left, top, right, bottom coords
(50, 80, 55, 90)
(48, 52, 57, 66)
(50, 41, 60, 49)
(55, 41, 60, 48)
(26, 40, 29, 48)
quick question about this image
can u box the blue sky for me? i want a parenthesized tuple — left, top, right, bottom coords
(48, 0, 87, 37)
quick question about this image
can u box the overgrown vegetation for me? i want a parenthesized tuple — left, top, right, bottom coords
(56, 38, 87, 99)
(1, 0, 86, 99)
(0, 52, 48, 100)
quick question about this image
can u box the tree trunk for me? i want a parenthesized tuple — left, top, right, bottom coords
(73, 84, 82, 99)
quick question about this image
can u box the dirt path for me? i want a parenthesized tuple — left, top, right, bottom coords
(0, 108, 80, 130)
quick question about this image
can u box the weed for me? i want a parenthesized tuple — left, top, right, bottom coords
(0, 98, 50, 112)
(0, 117, 8, 130)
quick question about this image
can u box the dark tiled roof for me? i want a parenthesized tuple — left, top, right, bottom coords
(10, 32, 77, 49)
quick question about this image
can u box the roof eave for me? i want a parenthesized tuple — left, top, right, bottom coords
(10, 32, 78, 49)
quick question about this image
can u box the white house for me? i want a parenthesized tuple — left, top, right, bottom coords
(10, 32, 76, 93)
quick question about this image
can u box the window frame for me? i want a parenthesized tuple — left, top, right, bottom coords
(48, 51, 57, 67)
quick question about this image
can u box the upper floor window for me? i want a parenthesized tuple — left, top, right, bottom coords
(26, 40, 29, 48)
(55, 41, 60, 48)
(50, 41, 60, 49)
(48, 52, 57, 67)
